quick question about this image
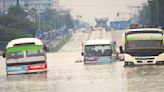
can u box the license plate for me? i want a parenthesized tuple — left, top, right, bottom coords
(7, 66, 27, 72)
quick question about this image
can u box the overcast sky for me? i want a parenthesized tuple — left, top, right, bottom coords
(59, 0, 147, 24)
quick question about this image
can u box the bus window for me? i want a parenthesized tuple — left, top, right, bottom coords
(26, 50, 44, 57)
(103, 49, 113, 56)
(95, 50, 103, 56)
(7, 51, 24, 59)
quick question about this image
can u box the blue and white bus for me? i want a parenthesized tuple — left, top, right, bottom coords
(82, 39, 117, 64)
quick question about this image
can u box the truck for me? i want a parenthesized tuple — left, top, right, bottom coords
(119, 28, 164, 66)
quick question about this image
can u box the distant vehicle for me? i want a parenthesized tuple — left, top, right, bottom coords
(95, 17, 110, 31)
(120, 28, 164, 66)
(82, 39, 117, 64)
(3, 38, 47, 75)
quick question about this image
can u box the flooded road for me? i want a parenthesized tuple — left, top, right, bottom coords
(0, 30, 164, 92)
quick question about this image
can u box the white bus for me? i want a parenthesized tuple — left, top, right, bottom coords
(3, 38, 47, 75)
(120, 28, 164, 66)
(82, 39, 117, 64)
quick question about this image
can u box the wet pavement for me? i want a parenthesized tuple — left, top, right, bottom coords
(0, 31, 164, 92)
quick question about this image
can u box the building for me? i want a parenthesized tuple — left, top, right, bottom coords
(0, 0, 54, 13)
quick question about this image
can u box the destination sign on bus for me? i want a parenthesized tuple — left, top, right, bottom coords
(127, 33, 163, 40)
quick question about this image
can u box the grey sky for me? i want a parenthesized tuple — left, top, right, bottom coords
(59, 0, 147, 24)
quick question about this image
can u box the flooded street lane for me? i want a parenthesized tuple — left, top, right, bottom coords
(47, 51, 127, 92)
(0, 31, 164, 92)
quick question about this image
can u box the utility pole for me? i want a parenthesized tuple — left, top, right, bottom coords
(16, 0, 19, 6)
(38, 12, 41, 31)
(2, 0, 5, 12)
(148, 0, 159, 27)
(156, 0, 159, 27)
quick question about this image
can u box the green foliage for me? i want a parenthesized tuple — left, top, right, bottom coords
(0, 28, 32, 41)
(8, 6, 27, 18)
(148, 0, 157, 25)
(0, 15, 38, 35)
(0, 6, 38, 42)
(8, 17, 38, 35)
(0, 5, 74, 43)
(64, 14, 74, 29)
(148, 0, 164, 27)
(40, 9, 74, 30)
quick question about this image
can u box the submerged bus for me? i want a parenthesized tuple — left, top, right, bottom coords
(120, 28, 164, 66)
(3, 38, 47, 75)
(82, 39, 117, 64)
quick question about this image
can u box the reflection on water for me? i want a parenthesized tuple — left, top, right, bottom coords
(125, 65, 164, 92)
(1, 73, 48, 92)
(7, 72, 47, 81)
(1, 52, 164, 92)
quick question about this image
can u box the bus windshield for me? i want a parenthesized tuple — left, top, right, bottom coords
(127, 40, 162, 49)
(126, 40, 164, 56)
(84, 45, 113, 56)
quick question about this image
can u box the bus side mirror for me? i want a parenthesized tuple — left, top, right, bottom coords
(119, 46, 124, 54)
(2, 52, 5, 58)
(81, 52, 84, 56)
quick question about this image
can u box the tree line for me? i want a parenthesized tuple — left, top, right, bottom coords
(0, 5, 74, 50)
(139, 0, 164, 28)
(0, 6, 74, 41)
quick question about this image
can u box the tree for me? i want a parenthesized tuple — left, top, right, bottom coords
(8, 6, 27, 18)
(40, 9, 74, 30)
(0, 6, 39, 42)
(0, 28, 32, 41)
(64, 14, 74, 29)
(139, 4, 151, 26)
(147, 0, 164, 27)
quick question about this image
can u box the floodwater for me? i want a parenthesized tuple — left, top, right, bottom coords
(0, 31, 164, 92)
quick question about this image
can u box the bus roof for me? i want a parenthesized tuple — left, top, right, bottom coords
(6, 38, 43, 49)
(84, 39, 112, 46)
(126, 28, 162, 33)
